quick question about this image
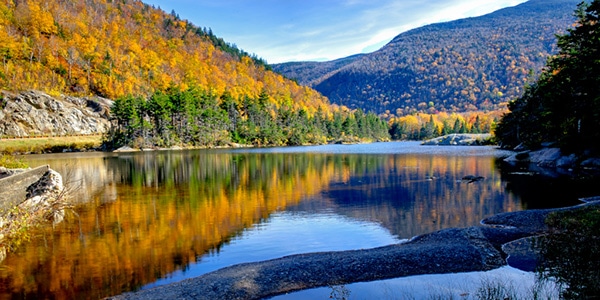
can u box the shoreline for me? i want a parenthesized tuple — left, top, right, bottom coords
(108, 200, 600, 300)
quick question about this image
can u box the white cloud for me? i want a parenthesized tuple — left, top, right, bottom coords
(144, 0, 528, 64)
(263, 0, 527, 63)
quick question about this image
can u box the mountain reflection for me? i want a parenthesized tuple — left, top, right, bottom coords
(2, 145, 591, 299)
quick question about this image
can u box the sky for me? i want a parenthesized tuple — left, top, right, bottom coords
(142, 0, 528, 64)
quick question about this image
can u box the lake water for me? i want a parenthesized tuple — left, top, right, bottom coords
(1, 142, 595, 299)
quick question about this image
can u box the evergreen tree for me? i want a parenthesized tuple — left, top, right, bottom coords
(453, 118, 462, 133)
(496, 1, 600, 152)
(472, 116, 482, 134)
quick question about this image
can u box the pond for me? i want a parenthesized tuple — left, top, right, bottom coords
(1, 142, 595, 299)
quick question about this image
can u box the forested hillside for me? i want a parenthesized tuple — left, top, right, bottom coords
(0, 0, 318, 104)
(274, 54, 364, 87)
(496, 1, 600, 153)
(273, 0, 580, 118)
(0, 0, 390, 146)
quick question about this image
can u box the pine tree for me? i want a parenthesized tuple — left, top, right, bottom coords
(496, 1, 600, 152)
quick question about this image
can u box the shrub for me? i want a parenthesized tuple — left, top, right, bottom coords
(535, 206, 600, 299)
(0, 154, 28, 168)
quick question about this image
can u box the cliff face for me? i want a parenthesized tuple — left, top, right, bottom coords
(0, 91, 111, 137)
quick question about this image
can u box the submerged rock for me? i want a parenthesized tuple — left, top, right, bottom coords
(462, 175, 485, 183)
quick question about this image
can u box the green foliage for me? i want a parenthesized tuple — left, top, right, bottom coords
(496, 0, 600, 152)
(388, 112, 498, 141)
(0, 0, 319, 109)
(273, 0, 579, 117)
(0, 154, 28, 168)
(535, 206, 600, 299)
(0, 206, 34, 252)
(105, 86, 390, 148)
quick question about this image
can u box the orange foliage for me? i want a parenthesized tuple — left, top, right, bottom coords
(0, 0, 330, 115)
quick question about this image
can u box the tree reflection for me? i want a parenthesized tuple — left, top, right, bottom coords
(6, 149, 597, 299)
(535, 206, 600, 299)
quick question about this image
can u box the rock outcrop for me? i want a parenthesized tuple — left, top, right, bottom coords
(0, 90, 111, 137)
(421, 134, 492, 146)
(0, 165, 51, 210)
(504, 147, 600, 172)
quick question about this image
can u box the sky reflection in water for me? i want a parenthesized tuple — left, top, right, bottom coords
(3, 142, 592, 299)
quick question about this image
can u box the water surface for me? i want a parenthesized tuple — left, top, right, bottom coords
(0, 142, 592, 299)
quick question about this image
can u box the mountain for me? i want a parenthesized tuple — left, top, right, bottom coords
(274, 54, 365, 87)
(272, 0, 580, 118)
(0, 0, 328, 114)
(0, 0, 393, 145)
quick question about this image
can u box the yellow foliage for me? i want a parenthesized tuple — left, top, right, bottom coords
(0, 0, 332, 115)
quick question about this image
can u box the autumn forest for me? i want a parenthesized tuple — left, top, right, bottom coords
(1, 0, 594, 149)
(0, 0, 390, 146)
(0, 0, 535, 148)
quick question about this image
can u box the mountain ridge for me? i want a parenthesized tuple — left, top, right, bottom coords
(273, 0, 580, 118)
(2, 0, 391, 144)
(0, 0, 331, 114)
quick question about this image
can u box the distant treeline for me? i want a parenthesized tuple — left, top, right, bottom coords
(105, 86, 390, 149)
(389, 111, 501, 140)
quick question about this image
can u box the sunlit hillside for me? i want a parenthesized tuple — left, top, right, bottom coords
(273, 0, 580, 117)
(0, 0, 330, 113)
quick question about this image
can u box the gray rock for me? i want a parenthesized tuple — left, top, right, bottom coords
(110, 201, 600, 300)
(503, 151, 530, 163)
(422, 134, 492, 146)
(581, 158, 600, 169)
(22, 169, 66, 224)
(113, 146, 138, 152)
(556, 153, 577, 168)
(528, 148, 562, 167)
(504, 148, 564, 168)
(0, 90, 111, 137)
(513, 143, 528, 151)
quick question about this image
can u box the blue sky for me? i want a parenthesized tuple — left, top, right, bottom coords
(143, 0, 527, 64)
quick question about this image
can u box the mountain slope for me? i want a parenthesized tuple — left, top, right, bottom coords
(273, 0, 580, 117)
(0, 0, 328, 113)
(272, 54, 365, 87)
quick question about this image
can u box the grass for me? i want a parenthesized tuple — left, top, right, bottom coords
(535, 205, 600, 299)
(0, 153, 28, 168)
(0, 135, 103, 154)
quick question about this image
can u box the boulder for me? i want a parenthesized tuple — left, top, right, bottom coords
(504, 147, 600, 174)
(528, 148, 563, 167)
(22, 169, 66, 224)
(504, 148, 563, 167)
(556, 153, 578, 168)
(581, 158, 600, 169)
(113, 146, 139, 152)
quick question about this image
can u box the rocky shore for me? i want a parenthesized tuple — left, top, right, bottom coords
(503, 147, 600, 174)
(0, 167, 67, 262)
(108, 201, 599, 300)
(421, 134, 493, 146)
